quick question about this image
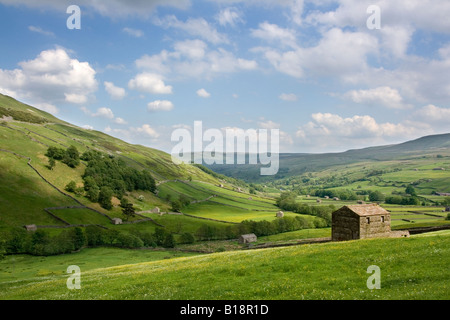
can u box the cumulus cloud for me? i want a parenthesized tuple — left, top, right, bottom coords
(114, 117, 128, 125)
(135, 40, 257, 80)
(93, 107, 115, 119)
(279, 93, 298, 101)
(133, 124, 160, 138)
(0, 0, 190, 18)
(0, 48, 97, 106)
(295, 112, 430, 151)
(344, 86, 412, 110)
(154, 15, 229, 44)
(128, 73, 173, 94)
(147, 100, 174, 112)
(196, 88, 211, 98)
(122, 27, 144, 38)
(104, 81, 126, 100)
(251, 22, 297, 48)
(255, 27, 377, 79)
(216, 7, 244, 27)
(34, 102, 59, 114)
(28, 25, 54, 37)
(413, 105, 450, 125)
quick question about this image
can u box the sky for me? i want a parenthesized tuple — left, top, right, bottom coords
(0, 0, 449, 154)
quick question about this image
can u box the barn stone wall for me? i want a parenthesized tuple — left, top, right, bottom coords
(332, 209, 360, 241)
(359, 214, 391, 239)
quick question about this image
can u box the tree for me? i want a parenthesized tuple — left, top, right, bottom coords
(86, 185, 99, 202)
(405, 185, 417, 196)
(162, 233, 176, 248)
(63, 145, 80, 168)
(47, 157, 56, 170)
(369, 190, 385, 202)
(65, 181, 77, 193)
(98, 186, 113, 210)
(180, 232, 195, 244)
(154, 228, 168, 246)
(122, 203, 136, 221)
(72, 227, 86, 250)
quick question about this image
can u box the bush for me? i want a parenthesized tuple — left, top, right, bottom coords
(116, 233, 144, 248)
(65, 181, 77, 193)
(180, 232, 195, 244)
(162, 233, 176, 248)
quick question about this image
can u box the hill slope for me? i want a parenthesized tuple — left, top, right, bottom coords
(1, 231, 448, 300)
(205, 134, 450, 188)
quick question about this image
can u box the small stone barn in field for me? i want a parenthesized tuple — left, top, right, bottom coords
(239, 233, 257, 244)
(332, 204, 409, 241)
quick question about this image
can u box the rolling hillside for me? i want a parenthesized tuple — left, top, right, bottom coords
(0, 94, 301, 239)
(204, 134, 450, 192)
(1, 231, 448, 300)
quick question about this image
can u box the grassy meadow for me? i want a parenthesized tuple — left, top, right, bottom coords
(0, 231, 448, 300)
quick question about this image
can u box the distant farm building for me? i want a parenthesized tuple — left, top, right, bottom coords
(436, 192, 450, 196)
(332, 204, 409, 241)
(333, 197, 340, 201)
(24, 224, 37, 231)
(445, 207, 450, 212)
(316, 199, 322, 203)
(357, 200, 365, 204)
(239, 233, 257, 244)
(112, 218, 123, 225)
(151, 207, 161, 214)
(433, 167, 445, 171)
(276, 211, 284, 218)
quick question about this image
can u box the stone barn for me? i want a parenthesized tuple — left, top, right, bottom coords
(276, 211, 284, 218)
(332, 204, 409, 241)
(112, 218, 123, 225)
(239, 233, 257, 244)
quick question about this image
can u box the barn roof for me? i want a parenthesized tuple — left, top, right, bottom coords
(240, 233, 257, 239)
(342, 204, 389, 216)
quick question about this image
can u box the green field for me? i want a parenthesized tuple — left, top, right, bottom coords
(1, 232, 448, 300)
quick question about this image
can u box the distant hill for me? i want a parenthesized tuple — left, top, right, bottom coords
(204, 133, 450, 184)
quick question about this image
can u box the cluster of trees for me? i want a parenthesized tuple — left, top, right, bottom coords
(46, 145, 80, 168)
(59, 149, 156, 210)
(241, 216, 325, 237)
(3, 227, 86, 256)
(275, 192, 334, 226)
(1, 225, 180, 256)
(314, 189, 358, 200)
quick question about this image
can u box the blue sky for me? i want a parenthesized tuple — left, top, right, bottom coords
(0, 0, 449, 153)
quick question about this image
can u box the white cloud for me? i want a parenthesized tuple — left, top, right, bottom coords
(256, 28, 377, 79)
(135, 43, 257, 80)
(0, 0, 191, 18)
(134, 124, 160, 138)
(114, 117, 128, 125)
(34, 102, 59, 114)
(128, 73, 173, 94)
(196, 88, 211, 98)
(413, 105, 450, 124)
(147, 100, 174, 112)
(28, 25, 54, 37)
(216, 7, 244, 27)
(82, 124, 94, 130)
(279, 93, 298, 101)
(104, 81, 126, 100)
(93, 107, 114, 119)
(295, 112, 430, 151)
(258, 120, 280, 129)
(344, 86, 412, 110)
(0, 48, 97, 106)
(154, 15, 229, 44)
(251, 22, 297, 48)
(122, 27, 144, 38)
(64, 93, 87, 104)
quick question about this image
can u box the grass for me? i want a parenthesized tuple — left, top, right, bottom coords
(0, 232, 448, 300)
(0, 247, 201, 285)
